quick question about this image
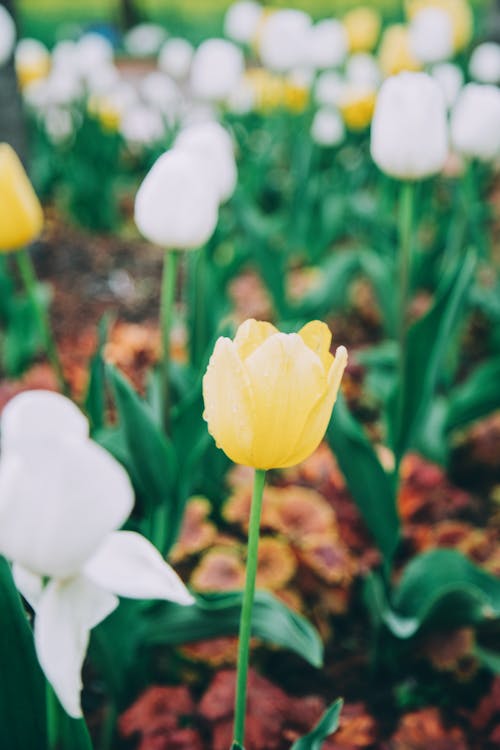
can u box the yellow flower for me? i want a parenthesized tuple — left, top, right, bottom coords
(343, 7, 381, 53)
(379, 24, 421, 77)
(0, 143, 44, 252)
(339, 85, 377, 131)
(203, 319, 347, 470)
(87, 96, 121, 132)
(406, 0, 472, 51)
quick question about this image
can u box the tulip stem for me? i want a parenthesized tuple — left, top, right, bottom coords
(160, 249, 179, 433)
(46, 682, 60, 750)
(15, 249, 69, 395)
(233, 468, 267, 748)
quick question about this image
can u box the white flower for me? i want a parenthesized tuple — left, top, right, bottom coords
(75, 33, 114, 78)
(450, 83, 500, 162)
(135, 148, 219, 249)
(314, 70, 345, 107)
(346, 53, 381, 89)
(85, 63, 121, 96)
(431, 62, 463, 108)
(224, 1, 263, 45)
(370, 72, 448, 180)
(306, 19, 347, 70)
(15, 38, 49, 72)
(139, 71, 182, 118)
(0, 5, 16, 67)
(258, 9, 312, 73)
(0, 391, 194, 718)
(175, 121, 237, 203)
(469, 42, 500, 85)
(124, 23, 167, 58)
(44, 107, 74, 143)
(121, 105, 166, 147)
(311, 108, 345, 147)
(158, 38, 194, 80)
(227, 77, 255, 114)
(409, 8, 453, 64)
(190, 38, 244, 102)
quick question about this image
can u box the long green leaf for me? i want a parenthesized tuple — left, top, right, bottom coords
(144, 591, 324, 668)
(291, 698, 343, 750)
(327, 394, 399, 568)
(446, 358, 500, 433)
(84, 314, 113, 432)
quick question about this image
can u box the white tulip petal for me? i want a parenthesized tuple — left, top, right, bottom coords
(175, 121, 236, 203)
(0, 437, 134, 578)
(0, 5, 16, 67)
(84, 531, 195, 605)
(12, 563, 43, 610)
(190, 39, 244, 102)
(1, 390, 88, 452)
(35, 576, 118, 718)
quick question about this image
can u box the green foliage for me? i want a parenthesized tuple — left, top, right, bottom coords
(291, 699, 343, 750)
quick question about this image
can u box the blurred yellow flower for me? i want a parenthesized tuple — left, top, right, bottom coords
(343, 7, 381, 53)
(245, 68, 308, 113)
(406, 0, 472, 51)
(339, 85, 377, 130)
(379, 24, 421, 77)
(203, 319, 347, 470)
(15, 42, 50, 89)
(0, 143, 44, 252)
(87, 96, 121, 132)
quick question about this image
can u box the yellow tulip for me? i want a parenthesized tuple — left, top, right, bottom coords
(0, 143, 44, 252)
(339, 85, 377, 131)
(379, 25, 421, 77)
(406, 0, 472, 52)
(203, 319, 347, 470)
(343, 7, 381, 53)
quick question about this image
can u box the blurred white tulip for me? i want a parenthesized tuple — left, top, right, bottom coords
(311, 108, 345, 147)
(135, 148, 219, 248)
(0, 5, 16, 67)
(306, 19, 348, 70)
(124, 23, 167, 58)
(451, 83, 500, 161)
(224, 1, 263, 44)
(431, 62, 463, 108)
(121, 105, 166, 147)
(190, 38, 244, 101)
(469, 42, 500, 85)
(0, 390, 194, 718)
(258, 9, 311, 73)
(158, 37, 194, 80)
(140, 71, 182, 117)
(315, 70, 345, 107)
(346, 53, 381, 89)
(409, 8, 453, 64)
(227, 77, 256, 114)
(175, 120, 237, 203)
(371, 72, 448, 180)
(75, 33, 113, 77)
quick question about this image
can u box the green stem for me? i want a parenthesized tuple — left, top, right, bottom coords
(46, 682, 60, 750)
(15, 249, 69, 395)
(394, 181, 415, 478)
(233, 468, 267, 748)
(160, 250, 179, 434)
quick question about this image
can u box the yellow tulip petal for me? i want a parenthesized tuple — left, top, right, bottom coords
(0, 144, 44, 252)
(299, 321, 333, 372)
(233, 318, 278, 360)
(283, 346, 348, 467)
(202, 337, 255, 466)
(244, 333, 326, 469)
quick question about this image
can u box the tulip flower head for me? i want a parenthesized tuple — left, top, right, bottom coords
(343, 7, 381, 54)
(409, 8, 453, 64)
(450, 83, 500, 162)
(175, 121, 237, 203)
(224, 1, 263, 45)
(371, 72, 448, 180)
(0, 391, 194, 718)
(190, 39, 244, 102)
(339, 84, 377, 131)
(431, 63, 464, 109)
(0, 143, 44, 252)
(15, 38, 50, 88)
(306, 19, 348, 70)
(258, 9, 312, 73)
(311, 108, 345, 147)
(406, 0, 472, 53)
(379, 24, 420, 77)
(469, 43, 500, 85)
(0, 4, 15, 67)
(203, 320, 347, 470)
(158, 38, 194, 80)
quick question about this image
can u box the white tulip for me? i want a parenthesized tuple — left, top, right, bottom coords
(175, 121, 237, 203)
(0, 391, 194, 718)
(431, 62, 463, 108)
(306, 19, 347, 70)
(190, 38, 244, 101)
(158, 38, 194, 80)
(44, 108, 74, 143)
(140, 71, 182, 117)
(258, 9, 312, 73)
(0, 5, 16, 67)
(314, 70, 345, 107)
(124, 23, 167, 58)
(15, 38, 49, 72)
(371, 72, 448, 180)
(469, 42, 500, 85)
(311, 108, 345, 147)
(135, 148, 219, 248)
(75, 33, 114, 77)
(85, 63, 120, 96)
(450, 83, 500, 162)
(409, 8, 453, 64)
(227, 77, 255, 114)
(121, 105, 166, 147)
(224, 1, 263, 44)
(346, 53, 381, 89)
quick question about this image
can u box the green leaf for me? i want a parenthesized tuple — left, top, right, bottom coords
(231, 743, 244, 750)
(295, 251, 361, 319)
(0, 557, 48, 750)
(375, 549, 500, 639)
(291, 698, 343, 750)
(144, 591, 324, 668)
(359, 250, 397, 336)
(327, 394, 399, 568)
(391, 250, 477, 460)
(85, 314, 113, 432)
(446, 358, 500, 433)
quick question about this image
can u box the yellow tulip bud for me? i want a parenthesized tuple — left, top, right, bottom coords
(379, 25, 421, 77)
(339, 85, 377, 131)
(0, 143, 44, 252)
(203, 319, 347, 470)
(406, 0, 472, 52)
(343, 7, 381, 54)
